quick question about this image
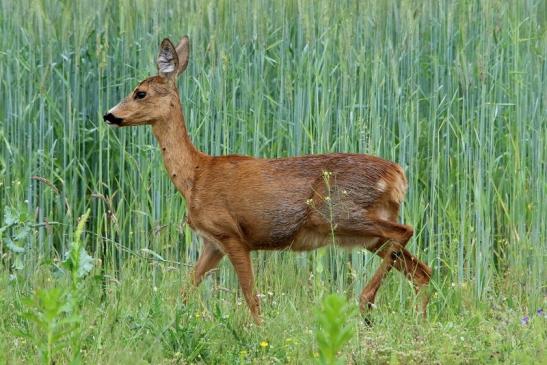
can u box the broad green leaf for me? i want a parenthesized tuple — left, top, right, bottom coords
(314, 294, 356, 365)
(6, 237, 25, 253)
(14, 225, 31, 241)
(4, 206, 19, 226)
(78, 248, 94, 278)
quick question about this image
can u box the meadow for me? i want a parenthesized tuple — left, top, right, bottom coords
(0, 0, 545, 363)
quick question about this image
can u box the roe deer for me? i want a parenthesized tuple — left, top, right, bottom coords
(103, 36, 432, 324)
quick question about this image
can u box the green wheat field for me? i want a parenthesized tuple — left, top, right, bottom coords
(1, 0, 545, 363)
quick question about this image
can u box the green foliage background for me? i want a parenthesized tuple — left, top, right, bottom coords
(0, 0, 545, 363)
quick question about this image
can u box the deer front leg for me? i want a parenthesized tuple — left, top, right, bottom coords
(224, 241, 261, 324)
(192, 240, 225, 286)
(180, 239, 225, 301)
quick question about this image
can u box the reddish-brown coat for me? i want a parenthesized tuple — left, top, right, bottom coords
(104, 36, 432, 324)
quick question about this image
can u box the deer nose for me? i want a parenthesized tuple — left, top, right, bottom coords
(103, 113, 123, 125)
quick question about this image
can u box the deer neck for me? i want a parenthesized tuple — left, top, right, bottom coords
(151, 99, 204, 199)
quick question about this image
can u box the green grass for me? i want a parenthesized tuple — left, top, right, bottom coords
(0, 0, 545, 363)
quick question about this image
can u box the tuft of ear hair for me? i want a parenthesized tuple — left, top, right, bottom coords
(157, 36, 190, 79)
(157, 38, 178, 78)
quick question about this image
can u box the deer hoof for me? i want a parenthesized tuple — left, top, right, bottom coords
(359, 291, 377, 313)
(252, 314, 263, 325)
(362, 314, 374, 327)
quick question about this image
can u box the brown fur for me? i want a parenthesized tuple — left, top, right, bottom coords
(105, 36, 432, 324)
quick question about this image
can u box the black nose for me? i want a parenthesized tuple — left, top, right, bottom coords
(103, 113, 123, 125)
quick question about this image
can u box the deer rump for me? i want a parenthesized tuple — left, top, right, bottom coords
(188, 152, 407, 252)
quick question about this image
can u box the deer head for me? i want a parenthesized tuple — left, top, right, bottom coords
(103, 36, 190, 127)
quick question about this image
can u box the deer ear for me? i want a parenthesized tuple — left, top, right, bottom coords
(157, 38, 179, 79)
(174, 36, 190, 75)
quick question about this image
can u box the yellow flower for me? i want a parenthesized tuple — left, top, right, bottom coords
(259, 341, 269, 348)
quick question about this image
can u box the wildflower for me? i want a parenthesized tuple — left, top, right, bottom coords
(259, 340, 269, 348)
(520, 316, 529, 325)
(537, 308, 544, 317)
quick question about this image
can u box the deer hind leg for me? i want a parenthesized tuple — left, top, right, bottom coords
(389, 248, 432, 318)
(350, 219, 415, 312)
(357, 219, 432, 317)
(369, 245, 432, 317)
(192, 240, 225, 286)
(223, 240, 262, 324)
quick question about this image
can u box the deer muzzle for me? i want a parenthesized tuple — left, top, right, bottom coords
(103, 113, 124, 126)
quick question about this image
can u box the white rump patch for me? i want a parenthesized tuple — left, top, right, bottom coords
(376, 179, 387, 192)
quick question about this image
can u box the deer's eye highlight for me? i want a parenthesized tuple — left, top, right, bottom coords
(135, 91, 147, 100)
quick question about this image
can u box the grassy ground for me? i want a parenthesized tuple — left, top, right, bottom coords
(1, 260, 545, 364)
(0, 0, 545, 363)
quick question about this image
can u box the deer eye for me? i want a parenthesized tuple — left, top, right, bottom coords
(135, 91, 147, 100)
